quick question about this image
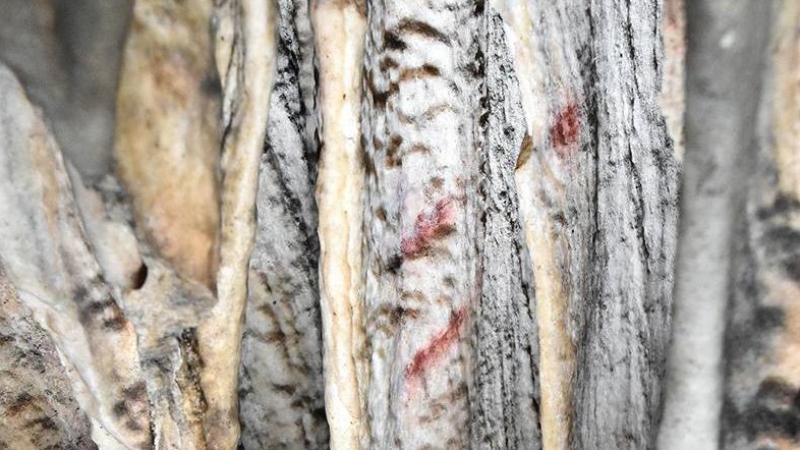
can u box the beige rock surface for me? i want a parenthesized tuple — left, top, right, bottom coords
(0, 63, 150, 449)
(115, 0, 221, 288)
(312, 1, 369, 449)
(196, 0, 277, 448)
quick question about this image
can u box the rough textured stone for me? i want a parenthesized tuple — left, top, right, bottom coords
(466, 12, 541, 449)
(239, 0, 328, 447)
(507, 0, 680, 448)
(0, 63, 150, 449)
(0, 265, 96, 450)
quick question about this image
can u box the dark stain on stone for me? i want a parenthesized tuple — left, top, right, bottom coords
(6, 392, 34, 416)
(384, 32, 407, 51)
(386, 254, 403, 274)
(550, 103, 581, 155)
(26, 416, 57, 430)
(200, 73, 221, 97)
(113, 400, 128, 418)
(131, 263, 148, 290)
(744, 378, 800, 440)
(756, 193, 800, 220)
(753, 306, 785, 331)
(123, 382, 147, 402)
(103, 314, 128, 331)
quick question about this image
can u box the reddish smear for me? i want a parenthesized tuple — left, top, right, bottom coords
(549, 103, 581, 157)
(401, 198, 457, 259)
(405, 307, 467, 381)
(665, 0, 680, 28)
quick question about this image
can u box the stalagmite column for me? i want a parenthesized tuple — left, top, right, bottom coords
(312, 1, 369, 448)
(507, 0, 680, 448)
(658, 1, 770, 448)
(197, 0, 277, 448)
(722, 1, 800, 448)
(360, 0, 484, 447)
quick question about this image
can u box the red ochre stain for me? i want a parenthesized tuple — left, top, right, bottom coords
(665, 0, 680, 28)
(550, 103, 580, 156)
(405, 307, 467, 382)
(401, 198, 457, 259)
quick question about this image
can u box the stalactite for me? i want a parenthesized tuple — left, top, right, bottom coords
(569, 2, 680, 447)
(196, 0, 277, 448)
(467, 10, 541, 449)
(509, 1, 680, 448)
(312, 1, 369, 448)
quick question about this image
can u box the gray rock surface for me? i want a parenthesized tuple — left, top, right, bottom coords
(0, 0, 131, 182)
(239, 0, 328, 447)
(468, 12, 541, 449)
(658, 1, 772, 449)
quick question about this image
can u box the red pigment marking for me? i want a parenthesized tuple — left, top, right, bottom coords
(549, 103, 581, 157)
(405, 307, 467, 381)
(665, 0, 680, 27)
(401, 198, 457, 259)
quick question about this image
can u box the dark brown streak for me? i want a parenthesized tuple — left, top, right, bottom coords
(395, 19, 450, 45)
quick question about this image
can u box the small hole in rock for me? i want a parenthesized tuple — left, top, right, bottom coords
(132, 263, 148, 290)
